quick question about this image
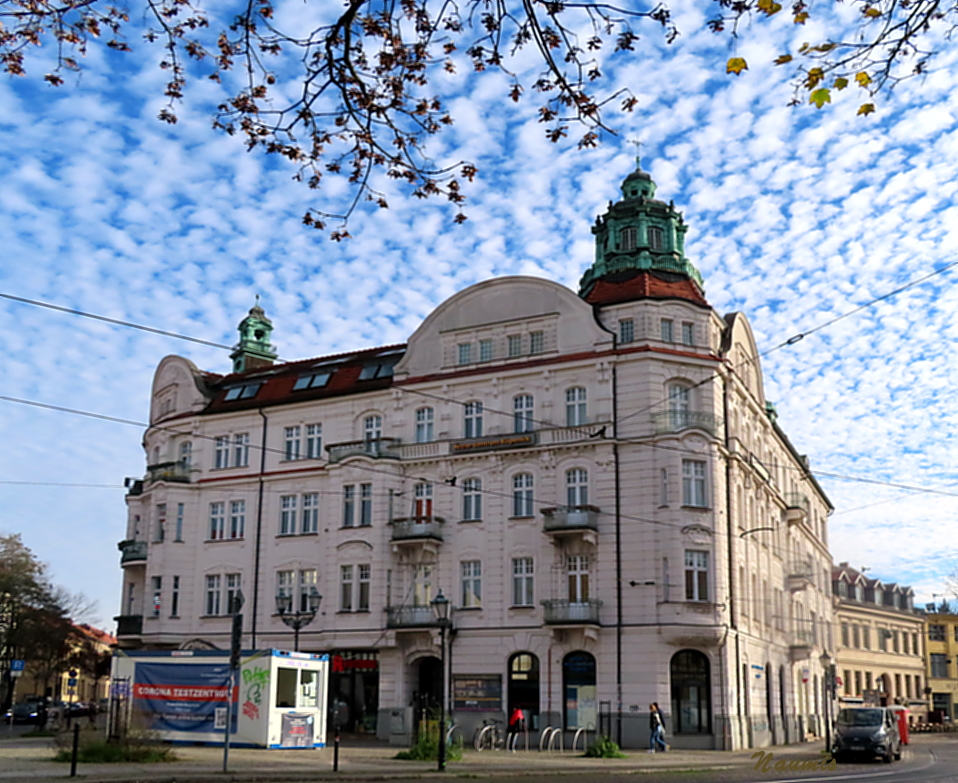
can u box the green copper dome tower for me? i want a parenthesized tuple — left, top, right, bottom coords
(230, 297, 278, 373)
(578, 157, 705, 298)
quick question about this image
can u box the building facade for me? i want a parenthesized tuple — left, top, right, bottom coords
(831, 563, 927, 720)
(115, 163, 834, 749)
(923, 608, 958, 721)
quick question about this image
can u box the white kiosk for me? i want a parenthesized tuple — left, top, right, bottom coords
(111, 649, 329, 748)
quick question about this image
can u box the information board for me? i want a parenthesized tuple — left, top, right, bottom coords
(453, 675, 502, 712)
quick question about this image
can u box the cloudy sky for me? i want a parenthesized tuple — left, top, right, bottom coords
(2, 0, 958, 625)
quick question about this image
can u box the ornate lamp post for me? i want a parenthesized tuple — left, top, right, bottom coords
(276, 587, 322, 651)
(820, 650, 833, 755)
(431, 590, 451, 772)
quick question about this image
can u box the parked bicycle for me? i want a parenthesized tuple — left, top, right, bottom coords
(474, 718, 505, 751)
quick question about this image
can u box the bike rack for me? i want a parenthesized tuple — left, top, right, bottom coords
(508, 728, 528, 752)
(538, 726, 556, 752)
(571, 723, 596, 753)
(548, 728, 564, 753)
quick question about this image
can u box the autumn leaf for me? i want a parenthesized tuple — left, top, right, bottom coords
(757, 0, 782, 15)
(793, 11, 809, 23)
(774, 54, 793, 65)
(833, 77, 849, 90)
(857, 103, 876, 116)
(809, 88, 831, 108)
(726, 57, 748, 75)
(804, 67, 824, 88)
(855, 71, 872, 87)
(863, 6, 882, 17)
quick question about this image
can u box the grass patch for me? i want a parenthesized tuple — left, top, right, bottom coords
(20, 729, 58, 738)
(583, 735, 627, 758)
(53, 737, 176, 764)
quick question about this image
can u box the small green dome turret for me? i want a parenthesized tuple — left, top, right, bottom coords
(230, 297, 278, 373)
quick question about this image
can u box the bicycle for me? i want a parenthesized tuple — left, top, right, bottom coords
(474, 718, 505, 751)
(445, 722, 463, 748)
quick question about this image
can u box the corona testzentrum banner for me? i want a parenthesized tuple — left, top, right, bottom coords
(133, 662, 237, 734)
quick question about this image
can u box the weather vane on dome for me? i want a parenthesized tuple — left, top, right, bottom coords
(628, 138, 642, 170)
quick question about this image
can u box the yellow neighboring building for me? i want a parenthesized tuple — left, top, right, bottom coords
(15, 623, 115, 706)
(832, 563, 927, 720)
(924, 609, 958, 721)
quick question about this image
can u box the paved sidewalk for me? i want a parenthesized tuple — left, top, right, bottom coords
(0, 735, 837, 783)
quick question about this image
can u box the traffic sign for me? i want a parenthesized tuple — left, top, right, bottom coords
(67, 678, 78, 687)
(11, 660, 25, 672)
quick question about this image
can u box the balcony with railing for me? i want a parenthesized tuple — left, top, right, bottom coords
(789, 628, 814, 661)
(145, 460, 191, 484)
(115, 614, 143, 637)
(390, 516, 445, 544)
(542, 599, 602, 626)
(118, 539, 148, 565)
(385, 605, 439, 629)
(541, 506, 600, 540)
(651, 410, 720, 436)
(326, 437, 401, 463)
(786, 561, 813, 592)
(785, 493, 810, 525)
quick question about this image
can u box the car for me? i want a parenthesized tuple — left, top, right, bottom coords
(5, 700, 43, 725)
(65, 702, 93, 719)
(832, 706, 902, 763)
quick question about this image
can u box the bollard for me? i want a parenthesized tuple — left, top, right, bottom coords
(333, 729, 340, 771)
(70, 723, 80, 777)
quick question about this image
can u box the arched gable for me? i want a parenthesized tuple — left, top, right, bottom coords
(721, 312, 765, 404)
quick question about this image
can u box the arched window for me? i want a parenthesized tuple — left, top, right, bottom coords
(619, 226, 637, 251)
(648, 226, 664, 250)
(464, 401, 483, 438)
(415, 407, 434, 443)
(509, 653, 540, 730)
(670, 650, 711, 734)
(566, 468, 588, 508)
(514, 395, 534, 433)
(513, 473, 534, 517)
(562, 652, 597, 730)
(462, 478, 482, 521)
(565, 387, 587, 427)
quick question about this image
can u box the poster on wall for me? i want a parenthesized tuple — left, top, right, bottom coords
(280, 713, 314, 747)
(132, 662, 237, 734)
(453, 675, 502, 712)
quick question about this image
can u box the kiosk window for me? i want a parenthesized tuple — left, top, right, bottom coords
(300, 670, 320, 708)
(276, 668, 298, 708)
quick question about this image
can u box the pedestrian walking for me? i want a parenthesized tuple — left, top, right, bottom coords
(648, 703, 668, 753)
(508, 706, 526, 749)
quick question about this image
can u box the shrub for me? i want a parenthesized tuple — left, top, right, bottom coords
(584, 735, 627, 758)
(395, 731, 463, 762)
(52, 732, 176, 764)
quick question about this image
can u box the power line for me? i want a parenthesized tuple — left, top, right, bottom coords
(0, 480, 126, 488)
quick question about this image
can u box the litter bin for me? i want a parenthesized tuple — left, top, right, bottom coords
(888, 706, 909, 745)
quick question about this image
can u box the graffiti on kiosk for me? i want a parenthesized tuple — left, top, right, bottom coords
(242, 666, 270, 720)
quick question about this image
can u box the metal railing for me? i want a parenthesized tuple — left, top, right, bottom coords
(326, 437, 401, 462)
(787, 560, 814, 579)
(145, 460, 191, 483)
(651, 410, 720, 435)
(118, 540, 148, 564)
(385, 605, 439, 628)
(785, 493, 810, 513)
(541, 506, 600, 533)
(390, 516, 445, 542)
(115, 614, 143, 636)
(542, 599, 602, 625)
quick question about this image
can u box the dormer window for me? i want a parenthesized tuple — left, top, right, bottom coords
(648, 226, 664, 250)
(619, 226, 637, 251)
(837, 581, 848, 598)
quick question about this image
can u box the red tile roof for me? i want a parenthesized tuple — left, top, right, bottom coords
(583, 270, 709, 307)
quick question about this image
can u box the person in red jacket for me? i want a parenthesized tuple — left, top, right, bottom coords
(508, 706, 526, 747)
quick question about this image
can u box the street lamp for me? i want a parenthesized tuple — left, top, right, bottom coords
(820, 650, 833, 756)
(276, 587, 322, 652)
(431, 590, 451, 772)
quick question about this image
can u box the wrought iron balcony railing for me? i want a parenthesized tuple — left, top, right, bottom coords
(145, 460, 191, 484)
(115, 614, 143, 636)
(651, 410, 719, 435)
(390, 516, 445, 542)
(326, 437, 401, 463)
(541, 505, 600, 534)
(118, 539, 148, 564)
(542, 599, 602, 625)
(385, 605, 439, 628)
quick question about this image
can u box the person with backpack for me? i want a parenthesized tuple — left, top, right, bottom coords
(648, 702, 668, 753)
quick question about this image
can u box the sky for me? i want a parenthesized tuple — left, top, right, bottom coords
(2, 0, 958, 626)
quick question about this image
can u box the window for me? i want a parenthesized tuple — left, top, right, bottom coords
(363, 415, 382, 453)
(229, 500, 245, 539)
(841, 623, 849, 647)
(179, 441, 192, 467)
(462, 478, 482, 521)
(684, 550, 709, 602)
(151, 576, 162, 617)
(513, 473, 534, 517)
(233, 433, 250, 467)
(285, 426, 301, 460)
(358, 564, 370, 611)
(514, 394, 534, 433)
(566, 468, 588, 507)
(413, 564, 432, 606)
(529, 331, 544, 354)
(464, 401, 483, 438)
(660, 468, 669, 505)
(619, 319, 634, 344)
(863, 626, 871, 649)
(648, 225, 664, 250)
(931, 653, 949, 679)
(461, 561, 482, 608)
(852, 625, 861, 648)
(913, 633, 919, 655)
(681, 322, 694, 346)
(305, 424, 322, 459)
(843, 670, 851, 696)
(209, 502, 225, 540)
(930, 624, 946, 641)
(302, 493, 318, 534)
(837, 581, 848, 598)
(512, 558, 534, 606)
(226, 573, 242, 614)
(154, 503, 166, 543)
(567, 555, 590, 602)
(126, 583, 135, 615)
(661, 318, 674, 343)
(280, 495, 297, 535)
(171, 575, 180, 617)
(293, 372, 331, 390)
(508, 335, 522, 357)
(479, 338, 493, 362)
(214, 436, 230, 469)
(620, 226, 637, 251)
(205, 574, 221, 615)
(298, 569, 317, 613)
(668, 384, 690, 428)
(415, 408, 434, 443)
(854, 671, 862, 695)
(893, 630, 900, 653)
(340, 565, 354, 612)
(414, 482, 433, 518)
(458, 343, 473, 365)
(360, 483, 372, 526)
(902, 632, 910, 655)
(874, 588, 883, 605)
(565, 387, 587, 426)
(174, 503, 184, 542)
(343, 485, 355, 527)
(682, 460, 707, 507)
(277, 570, 294, 603)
